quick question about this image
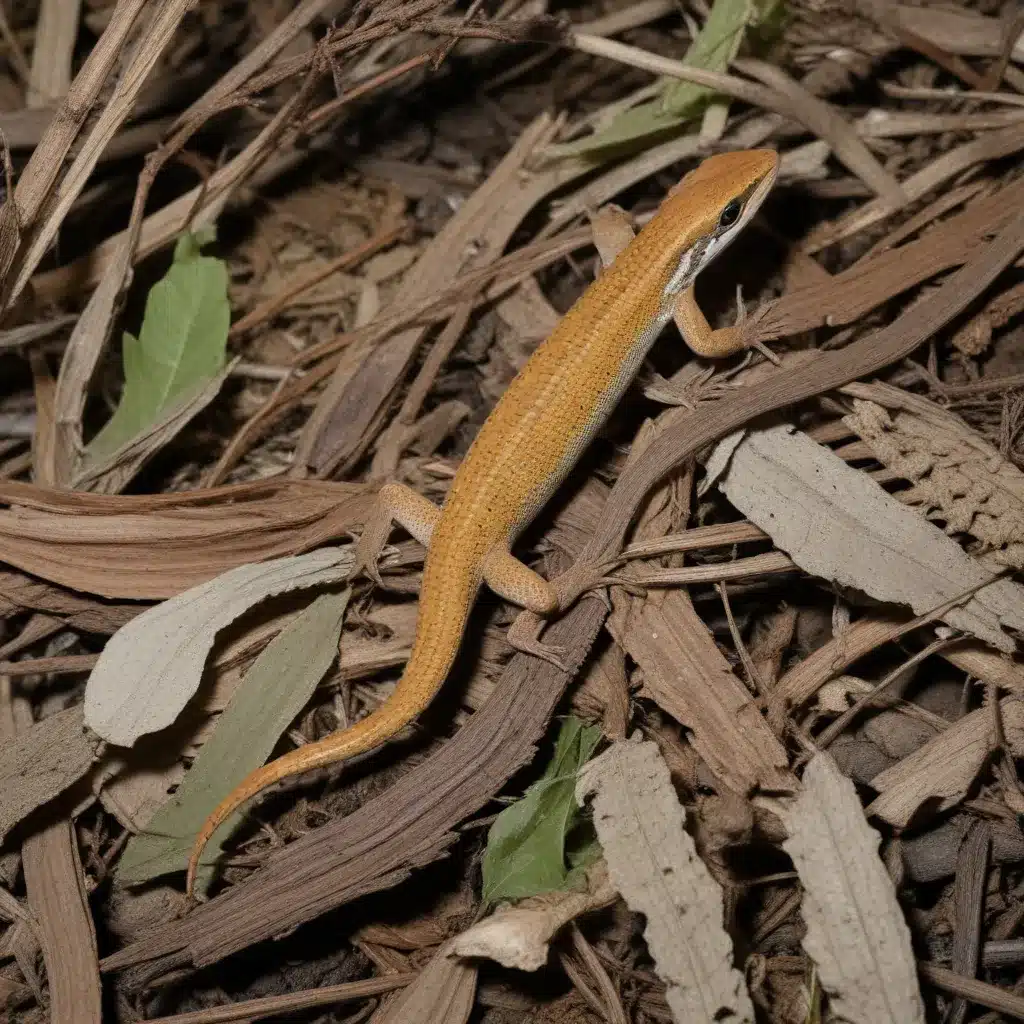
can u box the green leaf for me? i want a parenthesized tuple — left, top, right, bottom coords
(117, 590, 350, 890)
(554, 0, 784, 158)
(481, 716, 603, 905)
(83, 229, 229, 466)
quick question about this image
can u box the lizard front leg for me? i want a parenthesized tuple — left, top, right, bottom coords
(671, 285, 778, 362)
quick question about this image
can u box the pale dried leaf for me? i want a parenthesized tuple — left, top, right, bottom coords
(118, 590, 350, 888)
(0, 706, 97, 841)
(776, 752, 924, 1022)
(576, 739, 754, 1024)
(84, 547, 353, 746)
(371, 939, 476, 1024)
(453, 862, 616, 971)
(844, 390, 1024, 565)
(867, 698, 1024, 827)
(710, 423, 1024, 653)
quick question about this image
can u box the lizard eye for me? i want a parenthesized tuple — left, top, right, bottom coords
(718, 198, 742, 230)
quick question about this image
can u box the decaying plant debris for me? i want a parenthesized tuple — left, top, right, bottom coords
(4, 0, 1024, 1021)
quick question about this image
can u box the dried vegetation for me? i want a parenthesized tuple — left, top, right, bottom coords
(1, 0, 1024, 1021)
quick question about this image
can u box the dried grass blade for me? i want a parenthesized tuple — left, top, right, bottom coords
(9, 0, 198, 305)
(571, 34, 903, 203)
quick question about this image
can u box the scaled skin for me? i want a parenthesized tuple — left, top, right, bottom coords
(186, 149, 779, 897)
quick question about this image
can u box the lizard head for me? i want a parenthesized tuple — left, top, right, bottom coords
(655, 148, 779, 300)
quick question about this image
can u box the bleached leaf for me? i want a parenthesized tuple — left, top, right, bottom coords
(576, 738, 754, 1024)
(776, 752, 925, 1023)
(453, 861, 616, 971)
(117, 590, 350, 887)
(84, 547, 353, 746)
(712, 423, 1024, 653)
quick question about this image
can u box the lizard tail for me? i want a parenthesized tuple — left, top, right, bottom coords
(185, 566, 476, 898)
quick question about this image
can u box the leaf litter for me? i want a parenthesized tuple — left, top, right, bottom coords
(5, 2, 1024, 1022)
(116, 588, 350, 892)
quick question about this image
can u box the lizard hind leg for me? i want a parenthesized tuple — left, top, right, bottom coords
(481, 547, 571, 672)
(352, 481, 442, 586)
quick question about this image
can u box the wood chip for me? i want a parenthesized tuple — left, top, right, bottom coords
(0, 705, 97, 843)
(867, 698, 1024, 827)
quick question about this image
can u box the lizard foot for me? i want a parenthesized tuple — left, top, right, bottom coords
(506, 609, 572, 673)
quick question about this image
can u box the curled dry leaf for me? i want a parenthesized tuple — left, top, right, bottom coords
(774, 752, 925, 1023)
(867, 697, 1024, 827)
(452, 860, 616, 971)
(0, 478, 372, 599)
(708, 423, 1024, 653)
(576, 738, 755, 1024)
(84, 547, 354, 747)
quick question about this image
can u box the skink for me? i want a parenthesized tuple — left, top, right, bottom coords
(187, 148, 780, 896)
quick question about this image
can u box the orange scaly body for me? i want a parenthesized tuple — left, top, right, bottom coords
(186, 149, 779, 896)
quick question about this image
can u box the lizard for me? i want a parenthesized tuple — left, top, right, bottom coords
(186, 147, 780, 897)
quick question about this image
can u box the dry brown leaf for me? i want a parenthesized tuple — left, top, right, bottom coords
(0, 568, 140, 633)
(843, 384, 1024, 568)
(84, 547, 354, 746)
(867, 698, 1024, 827)
(774, 752, 924, 1023)
(577, 738, 755, 1024)
(802, 120, 1024, 252)
(0, 478, 372, 599)
(452, 861, 616, 971)
(608, 591, 792, 793)
(709, 423, 1024, 653)
(0, 706, 97, 842)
